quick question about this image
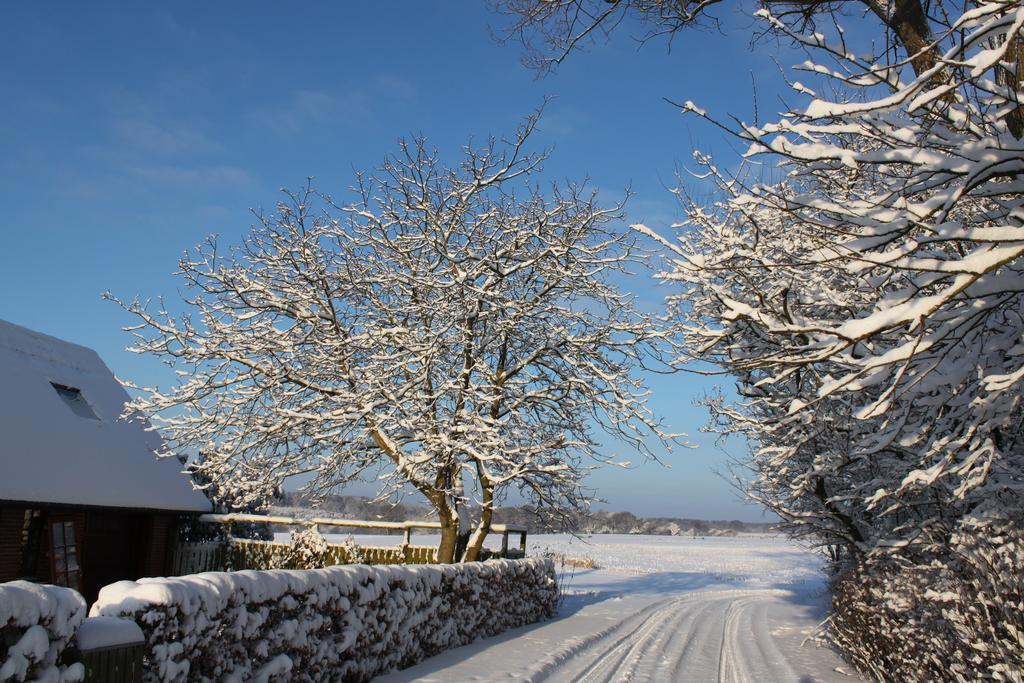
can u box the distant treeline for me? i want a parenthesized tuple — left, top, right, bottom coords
(274, 493, 775, 537)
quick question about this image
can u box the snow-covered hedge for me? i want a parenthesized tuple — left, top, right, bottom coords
(0, 581, 86, 683)
(90, 558, 557, 682)
(831, 515, 1024, 682)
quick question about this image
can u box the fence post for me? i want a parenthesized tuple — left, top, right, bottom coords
(402, 526, 413, 564)
(171, 543, 182, 576)
(519, 530, 527, 553)
(224, 521, 235, 571)
(501, 529, 509, 556)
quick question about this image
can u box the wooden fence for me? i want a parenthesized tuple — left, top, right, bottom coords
(170, 513, 529, 575)
(170, 541, 223, 575)
(228, 538, 438, 569)
(80, 643, 144, 683)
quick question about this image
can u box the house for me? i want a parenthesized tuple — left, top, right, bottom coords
(0, 319, 211, 603)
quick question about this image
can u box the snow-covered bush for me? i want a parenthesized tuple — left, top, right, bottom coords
(266, 528, 331, 570)
(338, 535, 366, 566)
(0, 581, 86, 683)
(831, 514, 1024, 682)
(227, 536, 424, 570)
(261, 528, 372, 570)
(90, 558, 557, 682)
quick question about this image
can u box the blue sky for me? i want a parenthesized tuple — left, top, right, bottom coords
(0, 2, 811, 521)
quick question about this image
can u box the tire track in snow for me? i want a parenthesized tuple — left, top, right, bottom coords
(718, 595, 748, 683)
(526, 596, 675, 681)
(526, 589, 800, 682)
(632, 596, 722, 681)
(572, 594, 717, 681)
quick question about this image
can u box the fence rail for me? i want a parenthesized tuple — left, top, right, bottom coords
(170, 513, 530, 575)
(199, 512, 528, 555)
(227, 538, 439, 569)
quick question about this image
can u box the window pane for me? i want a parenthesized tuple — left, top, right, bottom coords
(51, 522, 64, 547)
(66, 553, 79, 572)
(66, 570, 78, 587)
(63, 522, 75, 546)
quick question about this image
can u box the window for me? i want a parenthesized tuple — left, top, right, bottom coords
(50, 382, 99, 420)
(49, 519, 81, 590)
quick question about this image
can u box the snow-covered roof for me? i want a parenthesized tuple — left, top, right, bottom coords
(0, 319, 211, 512)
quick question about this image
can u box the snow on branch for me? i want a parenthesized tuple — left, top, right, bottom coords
(109, 115, 680, 563)
(665, 1, 1024, 556)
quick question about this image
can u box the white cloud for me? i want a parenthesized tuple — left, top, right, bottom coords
(113, 118, 222, 157)
(248, 89, 371, 136)
(249, 76, 417, 136)
(127, 163, 255, 190)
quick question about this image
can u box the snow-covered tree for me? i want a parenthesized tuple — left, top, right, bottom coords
(632, 1, 1024, 676)
(494, 0, 947, 81)
(638, 176, 881, 556)
(496, 0, 1023, 674)
(656, 0, 1024, 555)
(110, 116, 676, 562)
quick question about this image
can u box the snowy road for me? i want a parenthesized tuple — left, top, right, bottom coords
(377, 534, 860, 682)
(526, 589, 849, 682)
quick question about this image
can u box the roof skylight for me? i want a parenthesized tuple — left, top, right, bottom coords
(50, 382, 100, 420)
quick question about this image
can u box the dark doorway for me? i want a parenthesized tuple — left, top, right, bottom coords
(83, 511, 147, 604)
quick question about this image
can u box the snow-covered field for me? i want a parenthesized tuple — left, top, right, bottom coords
(373, 533, 860, 682)
(533, 533, 828, 587)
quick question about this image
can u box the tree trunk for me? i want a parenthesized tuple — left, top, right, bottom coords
(997, 32, 1024, 139)
(862, 0, 939, 79)
(463, 521, 491, 561)
(437, 514, 459, 564)
(889, 0, 937, 78)
(433, 478, 460, 563)
(435, 480, 472, 563)
(463, 476, 494, 561)
(814, 475, 865, 549)
(454, 529, 472, 561)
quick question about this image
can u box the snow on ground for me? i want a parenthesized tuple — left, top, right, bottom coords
(370, 533, 861, 682)
(533, 533, 828, 587)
